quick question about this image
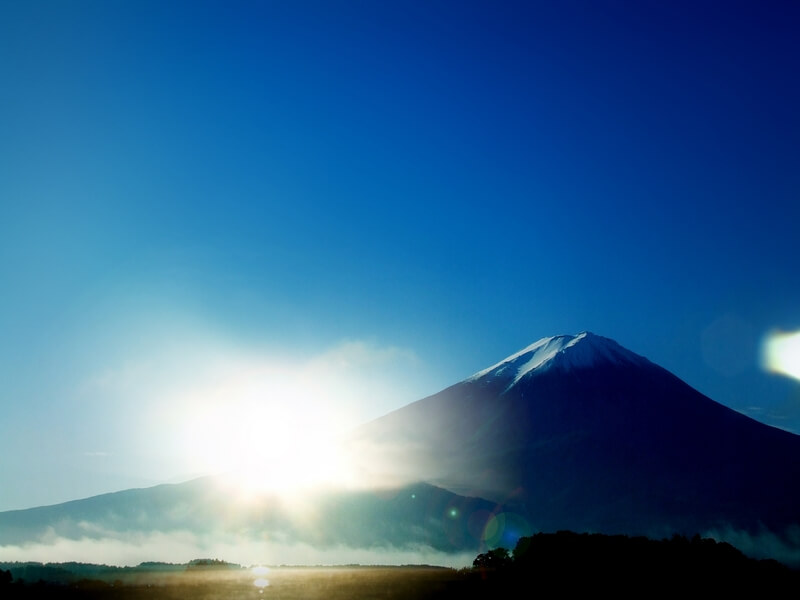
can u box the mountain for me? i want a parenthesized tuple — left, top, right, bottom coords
(3, 331, 800, 566)
(346, 332, 800, 559)
(0, 477, 506, 561)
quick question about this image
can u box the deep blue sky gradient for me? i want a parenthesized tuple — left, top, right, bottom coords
(2, 0, 799, 509)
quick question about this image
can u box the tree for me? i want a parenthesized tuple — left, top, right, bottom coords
(473, 547, 512, 570)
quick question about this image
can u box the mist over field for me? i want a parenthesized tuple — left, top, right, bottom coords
(0, 532, 476, 569)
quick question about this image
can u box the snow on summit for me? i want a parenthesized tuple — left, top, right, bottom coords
(468, 332, 651, 389)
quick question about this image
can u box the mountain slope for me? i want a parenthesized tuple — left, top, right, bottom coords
(4, 332, 800, 566)
(346, 332, 800, 544)
(0, 476, 509, 557)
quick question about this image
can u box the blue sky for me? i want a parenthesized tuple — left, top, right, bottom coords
(1, 0, 799, 511)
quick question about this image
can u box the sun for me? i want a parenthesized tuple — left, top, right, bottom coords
(196, 407, 353, 496)
(172, 360, 359, 497)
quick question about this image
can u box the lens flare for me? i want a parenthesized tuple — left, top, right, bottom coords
(252, 566, 270, 593)
(253, 577, 270, 591)
(482, 511, 531, 548)
(762, 330, 800, 381)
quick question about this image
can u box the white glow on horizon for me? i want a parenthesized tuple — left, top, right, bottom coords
(73, 328, 436, 503)
(762, 330, 800, 381)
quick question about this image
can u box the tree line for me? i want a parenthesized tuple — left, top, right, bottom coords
(2, 531, 799, 598)
(464, 530, 799, 596)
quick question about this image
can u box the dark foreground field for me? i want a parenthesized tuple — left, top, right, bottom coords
(0, 566, 473, 600)
(4, 532, 800, 598)
(2, 562, 799, 600)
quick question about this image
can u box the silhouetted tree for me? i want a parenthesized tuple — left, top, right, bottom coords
(468, 530, 800, 596)
(473, 547, 512, 570)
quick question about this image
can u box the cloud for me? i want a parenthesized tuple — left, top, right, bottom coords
(311, 339, 421, 370)
(64, 333, 441, 495)
(81, 336, 428, 429)
(704, 523, 800, 569)
(0, 531, 476, 568)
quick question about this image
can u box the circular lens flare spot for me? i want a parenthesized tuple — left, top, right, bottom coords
(483, 513, 504, 547)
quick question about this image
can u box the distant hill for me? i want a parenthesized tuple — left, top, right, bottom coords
(0, 480, 506, 561)
(0, 560, 197, 585)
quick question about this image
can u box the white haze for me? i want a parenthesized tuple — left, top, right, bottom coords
(0, 531, 476, 569)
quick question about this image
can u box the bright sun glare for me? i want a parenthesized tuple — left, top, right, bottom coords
(197, 407, 351, 496)
(762, 330, 800, 382)
(172, 360, 360, 497)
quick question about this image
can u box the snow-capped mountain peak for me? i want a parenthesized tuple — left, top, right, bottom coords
(467, 332, 651, 389)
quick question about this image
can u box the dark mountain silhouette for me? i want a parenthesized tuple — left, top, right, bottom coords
(346, 332, 800, 558)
